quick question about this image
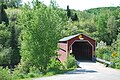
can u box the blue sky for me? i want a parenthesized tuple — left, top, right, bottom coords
(22, 0, 120, 11)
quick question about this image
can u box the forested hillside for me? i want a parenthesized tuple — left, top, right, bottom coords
(0, 0, 120, 79)
(67, 6, 120, 68)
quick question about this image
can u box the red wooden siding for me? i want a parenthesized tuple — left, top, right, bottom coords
(58, 43, 67, 51)
(58, 43, 68, 62)
(58, 49, 67, 62)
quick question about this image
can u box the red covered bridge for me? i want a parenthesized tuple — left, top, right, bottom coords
(58, 33, 96, 62)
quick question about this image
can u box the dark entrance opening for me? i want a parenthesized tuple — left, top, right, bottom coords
(72, 41, 92, 61)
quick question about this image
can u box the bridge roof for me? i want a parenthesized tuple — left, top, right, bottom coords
(59, 33, 95, 42)
(59, 34, 80, 42)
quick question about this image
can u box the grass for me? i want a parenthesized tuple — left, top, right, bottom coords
(18, 68, 75, 80)
(45, 68, 75, 76)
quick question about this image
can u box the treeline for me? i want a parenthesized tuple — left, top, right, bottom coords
(78, 7, 120, 68)
(69, 7, 120, 45)
(67, 6, 120, 68)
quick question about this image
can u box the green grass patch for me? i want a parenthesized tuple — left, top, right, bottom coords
(45, 68, 75, 76)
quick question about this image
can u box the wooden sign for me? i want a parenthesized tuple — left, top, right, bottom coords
(79, 35, 84, 40)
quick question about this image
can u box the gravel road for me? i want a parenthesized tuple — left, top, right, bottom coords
(33, 62, 120, 80)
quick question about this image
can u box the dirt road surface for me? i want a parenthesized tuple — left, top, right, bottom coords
(33, 62, 120, 80)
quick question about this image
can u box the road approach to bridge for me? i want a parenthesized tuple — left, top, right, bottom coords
(33, 62, 120, 80)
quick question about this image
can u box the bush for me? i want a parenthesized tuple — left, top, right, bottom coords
(0, 67, 12, 80)
(96, 46, 112, 61)
(47, 58, 64, 71)
(28, 66, 42, 78)
(113, 34, 120, 69)
(12, 65, 43, 79)
(28, 72, 36, 78)
(45, 71, 56, 76)
(11, 65, 27, 80)
(17, 73, 26, 79)
(46, 58, 66, 76)
(65, 55, 77, 69)
(111, 53, 120, 69)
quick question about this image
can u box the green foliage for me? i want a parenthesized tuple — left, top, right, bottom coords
(65, 55, 77, 69)
(27, 66, 42, 78)
(111, 33, 120, 69)
(95, 13, 108, 44)
(107, 16, 118, 44)
(0, 67, 12, 80)
(0, 10, 21, 80)
(96, 37, 120, 69)
(11, 66, 27, 79)
(96, 41, 112, 61)
(19, 1, 66, 73)
(0, 17, 20, 65)
(0, 47, 12, 64)
(116, 33, 120, 52)
(45, 58, 75, 76)
(12, 66, 41, 79)
(112, 56, 120, 69)
(28, 72, 37, 78)
(47, 58, 64, 70)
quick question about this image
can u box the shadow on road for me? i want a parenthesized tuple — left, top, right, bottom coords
(66, 68, 97, 74)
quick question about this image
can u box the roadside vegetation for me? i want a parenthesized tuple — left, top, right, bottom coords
(0, 0, 120, 80)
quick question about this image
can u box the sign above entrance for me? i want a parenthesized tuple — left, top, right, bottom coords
(79, 35, 84, 40)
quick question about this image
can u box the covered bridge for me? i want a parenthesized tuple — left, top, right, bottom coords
(58, 33, 96, 62)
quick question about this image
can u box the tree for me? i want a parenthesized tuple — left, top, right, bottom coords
(96, 13, 108, 44)
(0, 3, 9, 26)
(50, 0, 58, 9)
(116, 33, 120, 53)
(66, 5, 71, 18)
(0, 6, 21, 67)
(107, 16, 117, 45)
(0, 23, 11, 65)
(19, 2, 66, 72)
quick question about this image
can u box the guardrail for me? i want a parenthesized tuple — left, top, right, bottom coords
(96, 58, 113, 67)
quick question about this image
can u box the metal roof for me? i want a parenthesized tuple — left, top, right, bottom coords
(59, 34, 81, 42)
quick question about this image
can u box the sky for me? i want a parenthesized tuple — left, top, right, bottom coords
(22, 0, 120, 11)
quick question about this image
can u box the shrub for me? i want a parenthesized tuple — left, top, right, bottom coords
(17, 73, 26, 79)
(12, 65, 43, 79)
(11, 65, 27, 80)
(0, 67, 12, 80)
(65, 55, 77, 69)
(96, 45, 112, 61)
(45, 71, 56, 76)
(28, 66, 42, 78)
(111, 53, 120, 69)
(28, 72, 36, 78)
(47, 58, 64, 71)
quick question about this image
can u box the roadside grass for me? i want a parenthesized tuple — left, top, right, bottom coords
(17, 68, 75, 80)
(18, 55, 77, 79)
(44, 68, 75, 76)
